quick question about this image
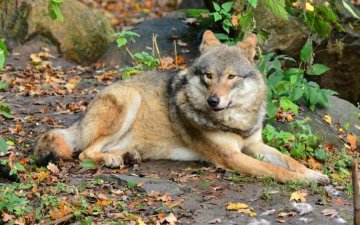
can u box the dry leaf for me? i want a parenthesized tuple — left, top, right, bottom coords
(231, 14, 240, 27)
(227, 202, 256, 217)
(137, 218, 147, 225)
(290, 190, 307, 202)
(346, 134, 357, 150)
(321, 208, 338, 218)
(307, 156, 322, 170)
(95, 199, 112, 206)
(2, 212, 13, 222)
(323, 114, 332, 124)
(227, 202, 249, 210)
(161, 213, 177, 225)
(47, 162, 60, 175)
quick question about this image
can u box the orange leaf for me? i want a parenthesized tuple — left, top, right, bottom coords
(347, 134, 357, 150)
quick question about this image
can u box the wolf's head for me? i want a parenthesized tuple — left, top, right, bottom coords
(188, 30, 265, 112)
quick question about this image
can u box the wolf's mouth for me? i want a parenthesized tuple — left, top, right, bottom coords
(209, 101, 232, 112)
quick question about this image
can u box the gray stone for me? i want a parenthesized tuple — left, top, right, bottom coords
(99, 174, 183, 196)
(98, 16, 198, 67)
(273, 96, 360, 149)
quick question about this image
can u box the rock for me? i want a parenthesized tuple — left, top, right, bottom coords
(274, 96, 360, 149)
(26, 0, 114, 65)
(253, 4, 309, 57)
(99, 16, 199, 67)
(99, 174, 183, 196)
(178, 0, 206, 9)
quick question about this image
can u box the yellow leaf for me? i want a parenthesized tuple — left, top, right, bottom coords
(227, 202, 249, 210)
(347, 134, 357, 150)
(137, 218, 146, 225)
(323, 114, 332, 124)
(290, 190, 307, 202)
(305, 2, 314, 11)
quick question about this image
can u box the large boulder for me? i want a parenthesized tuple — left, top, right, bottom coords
(274, 96, 360, 149)
(26, 0, 114, 64)
(99, 16, 199, 67)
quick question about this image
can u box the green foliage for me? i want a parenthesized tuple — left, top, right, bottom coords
(259, 40, 337, 118)
(263, 0, 288, 20)
(115, 31, 141, 48)
(48, 0, 64, 21)
(116, 31, 160, 78)
(0, 136, 7, 153)
(9, 162, 26, 176)
(80, 159, 97, 169)
(0, 82, 8, 91)
(211, 1, 233, 33)
(0, 39, 8, 69)
(263, 120, 322, 159)
(0, 101, 15, 119)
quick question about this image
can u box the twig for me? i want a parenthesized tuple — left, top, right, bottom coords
(124, 46, 138, 66)
(153, 34, 164, 71)
(39, 214, 74, 225)
(353, 160, 360, 225)
(174, 40, 178, 69)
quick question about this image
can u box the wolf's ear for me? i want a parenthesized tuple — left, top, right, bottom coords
(199, 30, 221, 53)
(237, 34, 257, 61)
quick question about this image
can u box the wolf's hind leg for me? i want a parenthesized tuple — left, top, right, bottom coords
(243, 143, 329, 183)
(78, 87, 142, 167)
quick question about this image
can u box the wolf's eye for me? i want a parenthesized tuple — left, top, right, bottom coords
(228, 74, 236, 79)
(204, 73, 212, 79)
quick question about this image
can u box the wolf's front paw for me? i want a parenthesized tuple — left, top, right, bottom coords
(303, 169, 329, 184)
(104, 151, 141, 168)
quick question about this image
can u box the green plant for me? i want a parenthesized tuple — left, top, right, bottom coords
(48, 0, 64, 21)
(263, 120, 322, 159)
(259, 40, 337, 118)
(211, 1, 233, 33)
(0, 101, 15, 119)
(0, 39, 8, 69)
(0, 184, 32, 216)
(116, 31, 160, 78)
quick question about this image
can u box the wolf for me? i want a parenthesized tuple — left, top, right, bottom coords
(34, 30, 329, 184)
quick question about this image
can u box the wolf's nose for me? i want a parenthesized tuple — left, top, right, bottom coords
(207, 95, 220, 107)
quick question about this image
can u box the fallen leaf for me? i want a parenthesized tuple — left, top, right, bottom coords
(307, 156, 322, 170)
(2, 212, 13, 222)
(334, 198, 345, 206)
(321, 208, 338, 218)
(227, 202, 256, 217)
(227, 202, 249, 210)
(276, 219, 286, 223)
(161, 213, 177, 225)
(290, 190, 307, 202)
(137, 218, 147, 225)
(323, 114, 332, 124)
(231, 14, 240, 27)
(95, 199, 112, 206)
(347, 133, 357, 150)
(47, 162, 59, 175)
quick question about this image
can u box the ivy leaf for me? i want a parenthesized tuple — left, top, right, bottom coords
(247, 0, 258, 8)
(291, 86, 304, 101)
(300, 40, 313, 63)
(221, 1, 233, 13)
(263, 0, 288, 20)
(283, 68, 304, 77)
(306, 64, 329, 75)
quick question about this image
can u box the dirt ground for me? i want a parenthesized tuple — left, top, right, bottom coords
(0, 39, 354, 224)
